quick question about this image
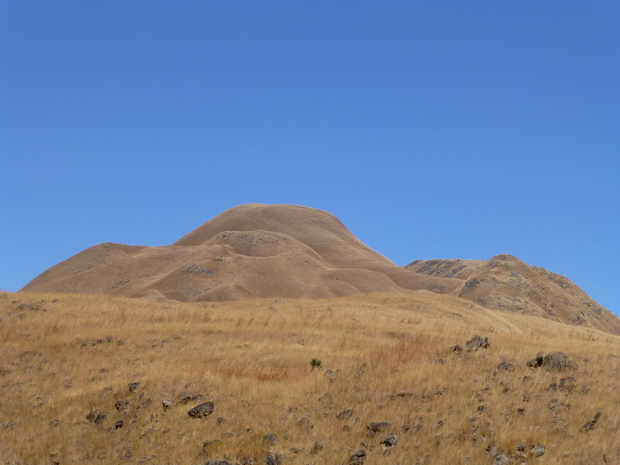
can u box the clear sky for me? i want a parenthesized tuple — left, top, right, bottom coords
(1, 1, 618, 316)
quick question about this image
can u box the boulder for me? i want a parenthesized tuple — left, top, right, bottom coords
(187, 401, 214, 419)
(348, 449, 366, 465)
(497, 361, 515, 372)
(465, 335, 489, 351)
(367, 421, 389, 433)
(542, 352, 578, 371)
(337, 409, 354, 420)
(380, 433, 399, 449)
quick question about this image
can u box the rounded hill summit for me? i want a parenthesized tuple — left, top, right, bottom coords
(22, 203, 620, 334)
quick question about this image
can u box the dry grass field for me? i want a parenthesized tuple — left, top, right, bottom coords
(1, 291, 619, 464)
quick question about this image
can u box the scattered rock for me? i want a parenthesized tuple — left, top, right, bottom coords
(527, 352, 544, 368)
(115, 400, 130, 412)
(121, 449, 132, 461)
(348, 449, 366, 465)
(188, 401, 214, 419)
(337, 409, 354, 420)
(296, 417, 313, 431)
(380, 433, 399, 449)
(450, 344, 463, 353)
(49, 419, 59, 427)
(162, 399, 173, 410)
(216, 416, 226, 425)
(543, 352, 578, 371)
(367, 421, 389, 433)
(497, 361, 515, 372)
(181, 393, 203, 404)
(263, 433, 277, 445)
(128, 382, 140, 392)
(465, 335, 489, 352)
(17, 303, 40, 311)
(204, 461, 232, 465)
(581, 411, 602, 432)
(530, 445, 546, 457)
(86, 409, 106, 424)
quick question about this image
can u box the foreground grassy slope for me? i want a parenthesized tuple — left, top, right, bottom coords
(1, 291, 619, 464)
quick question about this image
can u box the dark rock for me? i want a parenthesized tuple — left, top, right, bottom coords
(380, 433, 399, 448)
(527, 352, 544, 367)
(542, 352, 578, 371)
(114, 419, 123, 429)
(86, 409, 104, 423)
(204, 462, 232, 465)
(94, 411, 107, 425)
(367, 421, 389, 433)
(530, 445, 546, 457)
(581, 411, 602, 432)
(181, 393, 203, 404)
(497, 361, 515, 372)
(337, 409, 354, 420)
(465, 335, 489, 351)
(296, 417, 313, 430)
(129, 382, 140, 392)
(115, 400, 130, 412)
(188, 401, 214, 418)
(348, 449, 366, 465)
(263, 433, 277, 445)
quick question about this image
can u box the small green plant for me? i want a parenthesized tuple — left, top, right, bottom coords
(310, 358, 322, 370)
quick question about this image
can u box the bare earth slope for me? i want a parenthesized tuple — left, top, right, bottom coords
(22, 203, 620, 334)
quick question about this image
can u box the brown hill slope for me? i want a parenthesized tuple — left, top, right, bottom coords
(406, 255, 620, 334)
(2, 291, 620, 463)
(22, 204, 454, 301)
(22, 203, 619, 334)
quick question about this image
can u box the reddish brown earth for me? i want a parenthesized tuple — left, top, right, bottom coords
(22, 203, 620, 334)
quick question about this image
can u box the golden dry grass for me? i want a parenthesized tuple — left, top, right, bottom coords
(1, 291, 619, 464)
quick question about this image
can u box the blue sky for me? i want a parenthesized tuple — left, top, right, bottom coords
(1, 1, 618, 315)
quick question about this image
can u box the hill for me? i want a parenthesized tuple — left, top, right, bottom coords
(21, 203, 620, 334)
